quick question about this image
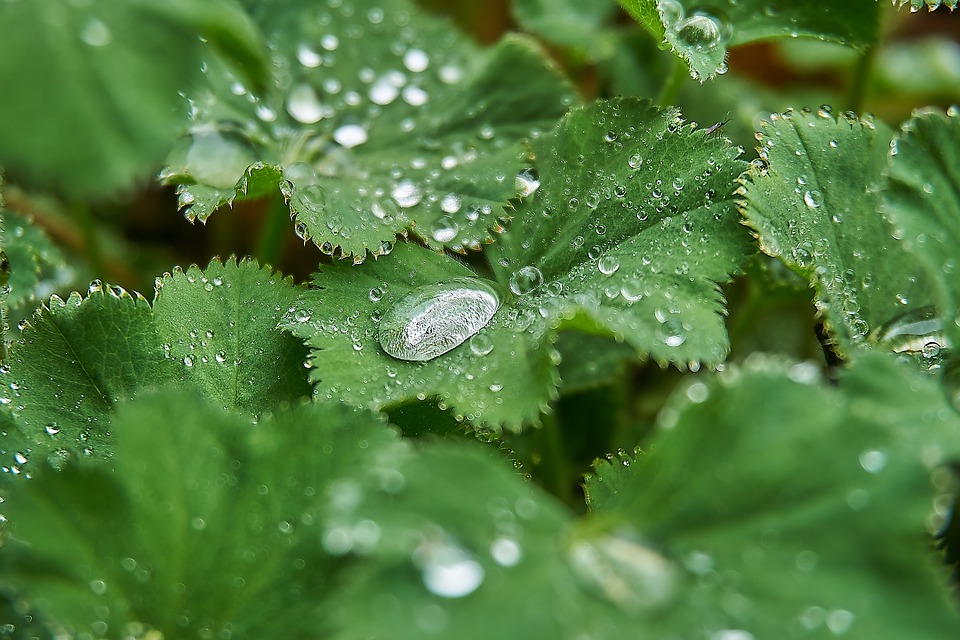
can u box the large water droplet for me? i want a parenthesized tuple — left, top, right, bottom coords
(414, 538, 485, 598)
(333, 124, 368, 148)
(674, 14, 723, 51)
(391, 180, 422, 208)
(568, 533, 677, 613)
(81, 18, 112, 47)
(377, 278, 500, 361)
(403, 48, 430, 73)
(287, 83, 326, 124)
(868, 305, 946, 354)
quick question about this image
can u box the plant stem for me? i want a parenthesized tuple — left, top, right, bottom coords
(848, 42, 877, 114)
(255, 197, 291, 268)
(657, 57, 688, 107)
(536, 412, 573, 505)
(72, 200, 106, 278)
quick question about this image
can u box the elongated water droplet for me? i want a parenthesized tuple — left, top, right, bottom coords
(868, 305, 946, 354)
(377, 278, 500, 361)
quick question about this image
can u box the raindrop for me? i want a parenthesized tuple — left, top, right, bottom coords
(81, 18, 112, 47)
(287, 83, 326, 124)
(826, 609, 855, 635)
(402, 85, 429, 106)
(858, 450, 887, 474)
(441, 193, 462, 214)
(490, 537, 522, 566)
(469, 332, 494, 356)
(868, 305, 946, 355)
(509, 266, 544, 296)
(598, 255, 620, 276)
(392, 180, 422, 208)
(628, 153, 644, 169)
(515, 169, 540, 197)
(431, 216, 459, 243)
(674, 14, 724, 51)
(333, 124, 368, 148)
(803, 190, 823, 208)
(369, 76, 400, 105)
(297, 43, 322, 67)
(377, 278, 500, 362)
(403, 48, 430, 73)
(415, 539, 485, 598)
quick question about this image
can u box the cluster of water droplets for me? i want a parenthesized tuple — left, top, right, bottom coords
(163, 0, 563, 262)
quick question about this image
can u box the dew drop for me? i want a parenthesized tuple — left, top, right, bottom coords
(509, 266, 544, 296)
(803, 190, 823, 208)
(332, 124, 368, 148)
(598, 255, 621, 276)
(297, 43, 322, 67)
(415, 538, 485, 598)
(674, 14, 724, 51)
(392, 180, 422, 208)
(431, 216, 459, 243)
(377, 278, 500, 362)
(469, 332, 494, 356)
(287, 83, 326, 124)
(81, 18, 112, 47)
(403, 48, 430, 73)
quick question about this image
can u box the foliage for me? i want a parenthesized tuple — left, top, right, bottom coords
(1, 0, 959, 638)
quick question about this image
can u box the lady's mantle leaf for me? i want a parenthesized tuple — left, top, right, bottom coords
(893, 0, 958, 10)
(165, 0, 574, 262)
(881, 108, 960, 351)
(617, 0, 879, 80)
(1, 211, 73, 315)
(1, 388, 401, 638)
(741, 109, 940, 358)
(0, 259, 308, 480)
(285, 98, 751, 431)
(584, 353, 960, 638)
(0, 0, 265, 198)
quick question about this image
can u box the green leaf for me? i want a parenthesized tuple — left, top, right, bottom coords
(153, 258, 311, 414)
(512, 0, 621, 58)
(322, 442, 641, 639)
(1, 388, 401, 638)
(489, 97, 751, 366)
(0, 0, 265, 198)
(617, 0, 879, 80)
(0, 284, 165, 465)
(881, 108, 960, 349)
(165, 0, 575, 262)
(0, 259, 309, 476)
(584, 353, 960, 638)
(285, 98, 751, 431)
(1, 211, 71, 313)
(741, 109, 940, 358)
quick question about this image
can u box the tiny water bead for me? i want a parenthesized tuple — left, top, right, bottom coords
(377, 278, 501, 362)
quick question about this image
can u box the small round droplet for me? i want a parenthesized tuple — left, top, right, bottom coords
(431, 216, 459, 243)
(392, 180, 422, 208)
(598, 255, 620, 276)
(803, 190, 823, 208)
(509, 266, 544, 296)
(333, 124, 368, 149)
(377, 278, 500, 362)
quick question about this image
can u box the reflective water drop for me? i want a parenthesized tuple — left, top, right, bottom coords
(469, 332, 494, 356)
(297, 43, 322, 67)
(674, 14, 723, 51)
(568, 534, 677, 613)
(431, 216, 459, 243)
(369, 76, 400, 105)
(392, 180, 422, 208)
(598, 255, 620, 276)
(509, 266, 544, 296)
(332, 124, 368, 148)
(377, 278, 500, 361)
(287, 83, 326, 124)
(403, 48, 430, 73)
(859, 449, 887, 474)
(803, 189, 823, 208)
(415, 538, 485, 598)
(81, 18, 112, 47)
(515, 169, 540, 197)
(490, 537, 522, 566)
(868, 305, 946, 355)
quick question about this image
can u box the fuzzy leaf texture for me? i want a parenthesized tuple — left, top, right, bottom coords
(881, 108, 960, 351)
(616, 0, 879, 80)
(585, 353, 960, 638)
(0, 259, 309, 481)
(0, 0, 266, 198)
(164, 0, 574, 262)
(741, 109, 941, 359)
(284, 98, 751, 431)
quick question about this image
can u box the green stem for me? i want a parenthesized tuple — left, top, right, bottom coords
(657, 56, 688, 107)
(536, 412, 573, 506)
(72, 200, 105, 278)
(848, 42, 877, 114)
(255, 197, 291, 268)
